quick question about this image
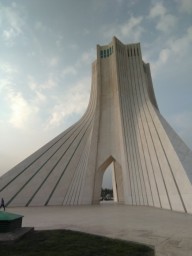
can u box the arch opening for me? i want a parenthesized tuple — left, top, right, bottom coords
(93, 156, 124, 204)
(100, 162, 115, 203)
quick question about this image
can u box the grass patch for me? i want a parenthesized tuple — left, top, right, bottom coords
(0, 229, 154, 256)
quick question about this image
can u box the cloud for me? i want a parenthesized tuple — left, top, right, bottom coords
(1, 75, 58, 130)
(148, 2, 177, 33)
(56, 35, 64, 48)
(69, 44, 78, 50)
(120, 16, 143, 37)
(79, 49, 95, 65)
(0, 78, 12, 92)
(101, 15, 144, 42)
(28, 76, 58, 107)
(3, 28, 16, 40)
(156, 14, 177, 33)
(29, 76, 57, 91)
(62, 66, 77, 76)
(0, 62, 19, 95)
(177, 0, 192, 14)
(159, 48, 170, 63)
(48, 57, 59, 67)
(35, 21, 47, 31)
(41, 77, 57, 89)
(169, 26, 192, 56)
(46, 77, 90, 128)
(149, 2, 166, 18)
(5, 86, 39, 129)
(149, 26, 192, 75)
(75, 48, 95, 68)
(0, 3, 25, 44)
(0, 63, 18, 74)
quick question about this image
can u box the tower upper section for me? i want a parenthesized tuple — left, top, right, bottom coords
(97, 37, 142, 60)
(95, 37, 158, 110)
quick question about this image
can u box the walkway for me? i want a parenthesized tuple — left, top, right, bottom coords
(7, 204, 192, 256)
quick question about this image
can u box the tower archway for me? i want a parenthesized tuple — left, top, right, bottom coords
(93, 156, 124, 204)
(101, 163, 113, 202)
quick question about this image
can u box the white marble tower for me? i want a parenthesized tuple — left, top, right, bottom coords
(1, 37, 192, 213)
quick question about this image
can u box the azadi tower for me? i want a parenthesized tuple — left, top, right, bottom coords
(1, 37, 192, 213)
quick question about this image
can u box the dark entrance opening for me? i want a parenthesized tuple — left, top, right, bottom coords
(100, 162, 116, 203)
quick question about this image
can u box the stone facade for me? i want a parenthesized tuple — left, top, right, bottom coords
(1, 37, 192, 213)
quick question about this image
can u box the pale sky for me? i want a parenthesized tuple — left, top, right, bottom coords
(0, 0, 192, 185)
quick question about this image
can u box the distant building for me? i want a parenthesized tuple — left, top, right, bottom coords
(1, 37, 192, 213)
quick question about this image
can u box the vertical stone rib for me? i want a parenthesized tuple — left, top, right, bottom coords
(141, 63, 184, 211)
(136, 62, 162, 208)
(113, 40, 133, 204)
(129, 45, 147, 205)
(117, 45, 136, 204)
(126, 46, 141, 205)
(131, 54, 161, 207)
(130, 45, 150, 206)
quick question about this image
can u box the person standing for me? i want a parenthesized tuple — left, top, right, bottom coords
(0, 198, 5, 211)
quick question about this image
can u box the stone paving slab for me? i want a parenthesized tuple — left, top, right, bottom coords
(5, 204, 192, 256)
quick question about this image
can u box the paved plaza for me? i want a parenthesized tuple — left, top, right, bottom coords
(5, 204, 192, 256)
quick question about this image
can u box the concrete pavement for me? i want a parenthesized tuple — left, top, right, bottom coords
(6, 204, 192, 256)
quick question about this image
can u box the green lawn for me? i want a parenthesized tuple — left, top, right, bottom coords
(0, 230, 154, 256)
